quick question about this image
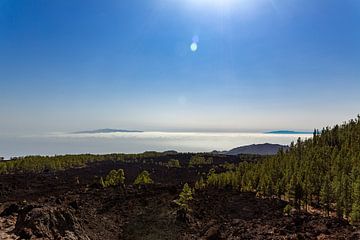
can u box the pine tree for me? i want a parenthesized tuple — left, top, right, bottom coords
(342, 173, 352, 218)
(351, 178, 360, 224)
(286, 175, 303, 210)
(195, 177, 206, 190)
(101, 169, 126, 188)
(320, 174, 332, 216)
(333, 174, 344, 218)
(175, 183, 193, 211)
(134, 170, 153, 186)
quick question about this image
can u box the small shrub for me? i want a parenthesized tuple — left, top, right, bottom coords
(222, 162, 235, 170)
(283, 204, 293, 215)
(101, 169, 125, 187)
(134, 170, 153, 185)
(189, 155, 213, 167)
(100, 177, 106, 187)
(195, 177, 206, 190)
(207, 168, 218, 186)
(167, 159, 181, 168)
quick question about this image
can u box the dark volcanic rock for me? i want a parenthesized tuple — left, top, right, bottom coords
(0, 157, 358, 240)
(14, 205, 89, 240)
(203, 225, 220, 240)
(69, 200, 79, 210)
(176, 208, 193, 224)
(0, 203, 19, 216)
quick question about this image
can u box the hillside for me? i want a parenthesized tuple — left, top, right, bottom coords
(209, 115, 360, 222)
(266, 130, 312, 134)
(0, 152, 357, 239)
(224, 143, 289, 155)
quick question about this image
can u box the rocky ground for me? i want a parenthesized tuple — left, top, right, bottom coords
(0, 159, 359, 239)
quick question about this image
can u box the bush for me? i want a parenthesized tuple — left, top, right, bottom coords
(175, 183, 193, 211)
(134, 170, 153, 185)
(195, 177, 206, 190)
(167, 159, 181, 168)
(189, 155, 213, 167)
(221, 162, 235, 170)
(100, 169, 125, 187)
(283, 204, 293, 215)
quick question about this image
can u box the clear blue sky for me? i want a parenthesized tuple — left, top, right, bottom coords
(0, 0, 359, 134)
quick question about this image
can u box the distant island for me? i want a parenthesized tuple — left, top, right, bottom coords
(266, 130, 312, 134)
(72, 129, 143, 134)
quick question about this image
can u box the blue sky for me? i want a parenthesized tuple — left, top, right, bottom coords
(0, 0, 359, 134)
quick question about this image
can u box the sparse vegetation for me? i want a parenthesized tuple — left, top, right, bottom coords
(0, 152, 170, 174)
(188, 155, 213, 167)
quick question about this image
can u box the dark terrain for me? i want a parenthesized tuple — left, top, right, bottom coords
(0, 154, 358, 240)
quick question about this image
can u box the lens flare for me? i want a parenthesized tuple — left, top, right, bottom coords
(190, 42, 198, 52)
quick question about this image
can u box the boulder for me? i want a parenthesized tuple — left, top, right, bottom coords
(203, 225, 220, 240)
(14, 205, 89, 240)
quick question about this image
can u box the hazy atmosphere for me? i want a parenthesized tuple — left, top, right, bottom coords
(0, 132, 311, 159)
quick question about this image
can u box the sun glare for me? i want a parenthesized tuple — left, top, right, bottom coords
(186, 0, 238, 10)
(158, 0, 258, 17)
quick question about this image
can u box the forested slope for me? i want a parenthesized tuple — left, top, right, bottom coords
(205, 115, 360, 223)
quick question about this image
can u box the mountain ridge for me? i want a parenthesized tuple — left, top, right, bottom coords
(266, 130, 312, 134)
(215, 143, 289, 156)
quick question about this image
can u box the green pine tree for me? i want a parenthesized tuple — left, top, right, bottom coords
(351, 178, 360, 224)
(175, 183, 193, 211)
(134, 170, 153, 186)
(320, 174, 332, 216)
